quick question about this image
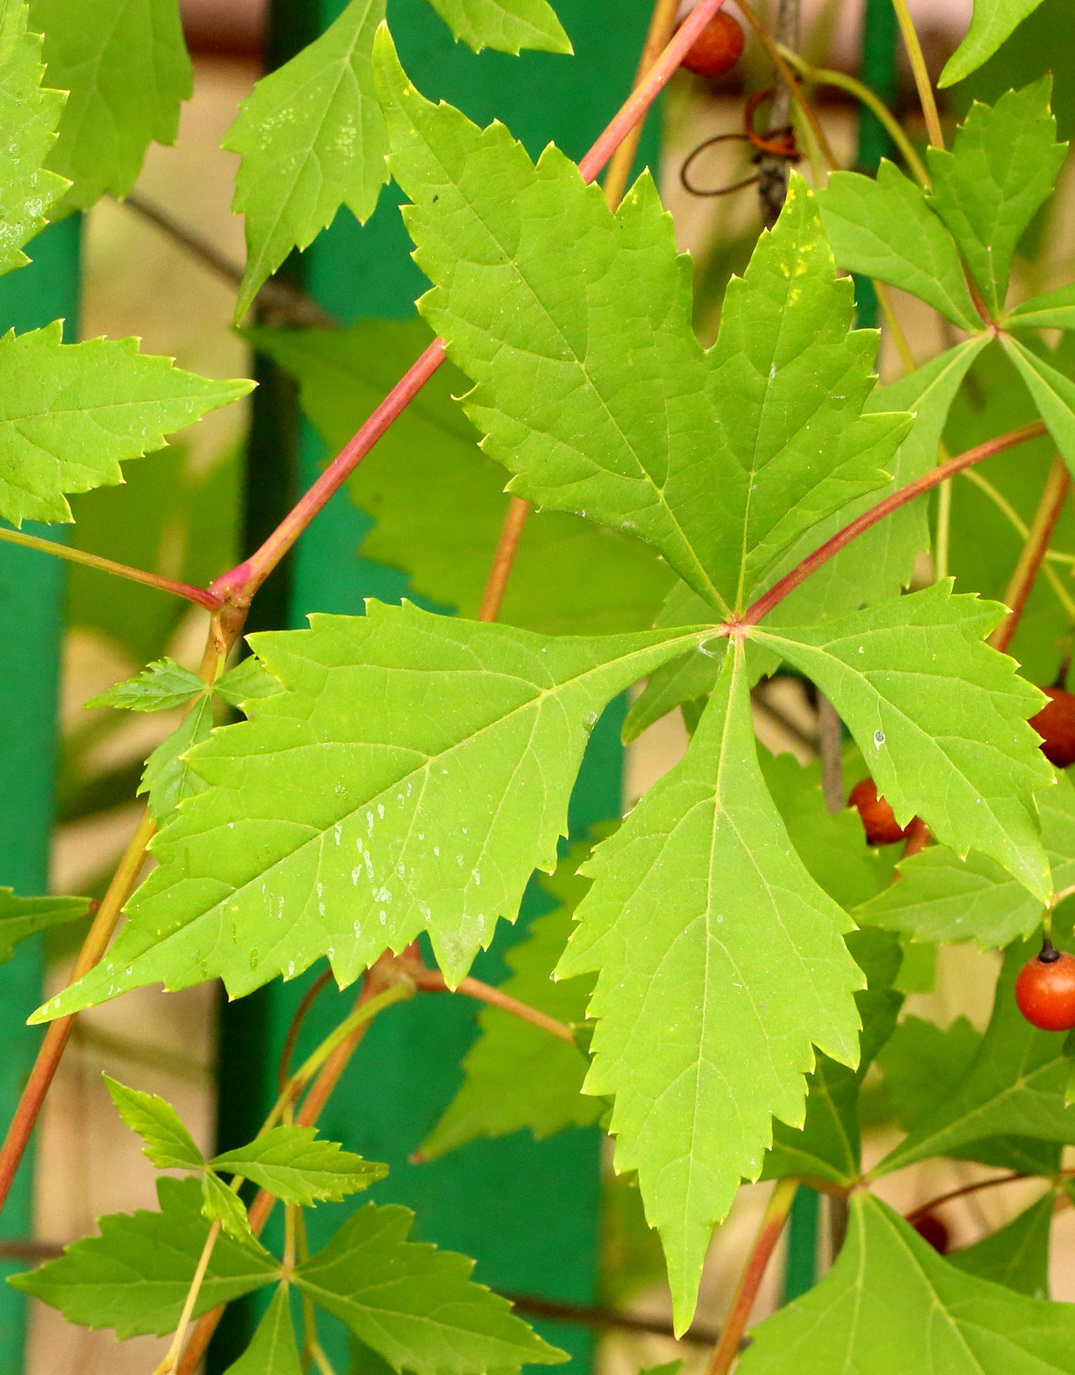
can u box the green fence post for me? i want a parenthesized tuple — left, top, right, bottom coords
(212, 4, 658, 1369)
(0, 214, 81, 1367)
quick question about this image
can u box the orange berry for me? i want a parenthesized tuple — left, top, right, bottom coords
(680, 11, 745, 79)
(1015, 948, 1075, 1031)
(1029, 686, 1075, 768)
(848, 776, 909, 846)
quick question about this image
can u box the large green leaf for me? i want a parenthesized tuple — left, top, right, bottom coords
(376, 35, 908, 615)
(294, 1203, 566, 1375)
(873, 941, 1075, 1178)
(557, 642, 863, 1330)
(39, 604, 707, 1020)
(753, 582, 1054, 903)
(223, 1285, 303, 1375)
(224, 0, 388, 319)
(0, 0, 66, 275)
(927, 81, 1067, 314)
(29, 0, 192, 210)
(737, 1193, 1075, 1374)
(858, 772, 1075, 948)
(420, 837, 603, 1161)
(0, 323, 251, 526)
(947, 1191, 1054, 1298)
(9, 1177, 278, 1337)
(941, 0, 1050, 86)
(250, 321, 674, 635)
(425, 0, 570, 53)
(210, 1126, 388, 1205)
(1008, 282, 1075, 330)
(0, 888, 88, 962)
(817, 161, 982, 331)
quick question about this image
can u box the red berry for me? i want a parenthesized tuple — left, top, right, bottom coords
(679, 12, 745, 79)
(1015, 948, 1075, 1030)
(848, 777, 909, 846)
(1029, 686, 1075, 768)
(912, 1213, 950, 1254)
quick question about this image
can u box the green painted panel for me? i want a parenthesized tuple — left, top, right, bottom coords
(0, 213, 81, 1367)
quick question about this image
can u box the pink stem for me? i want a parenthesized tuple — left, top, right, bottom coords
(738, 422, 1048, 628)
(211, 0, 727, 607)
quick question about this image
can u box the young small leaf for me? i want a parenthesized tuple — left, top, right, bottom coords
(0, 322, 252, 526)
(425, 0, 571, 54)
(420, 837, 604, 1162)
(737, 1193, 1075, 1374)
(138, 694, 213, 823)
(222, 1284, 303, 1375)
(87, 657, 206, 713)
(557, 643, 863, 1330)
(29, 0, 192, 209)
(202, 1170, 256, 1242)
(940, 0, 1049, 86)
(8, 1177, 278, 1337)
(103, 1075, 203, 1171)
(817, 161, 982, 331)
(210, 1126, 388, 1206)
(224, 0, 388, 320)
(0, 889, 88, 962)
(754, 581, 1054, 903)
(0, 0, 67, 276)
(293, 1203, 567, 1375)
(213, 655, 282, 708)
(38, 604, 705, 1019)
(947, 1190, 1054, 1298)
(927, 80, 1067, 314)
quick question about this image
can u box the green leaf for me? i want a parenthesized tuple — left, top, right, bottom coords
(425, 0, 571, 54)
(103, 1075, 203, 1170)
(737, 1193, 1075, 1374)
(210, 1126, 388, 1205)
(927, 81, 1067, 314)
(87, 657, 207, 713)
(213, 655, 283, 708)
(224, 0, 388, 320)
(29, 0, 192, 210)
(201, 1170, 256, 1242)
(1003, 334, 1075, 478)
(762, 928, 903, 1185)
(947, 1190, 1054, 1298)
(1008, 282, 1075, 331)
(0, 0, 67, 275)
(817, 161, 982, 331)
(376, 37, 907, 615)
(419, 836, 604, 1161)
(39, 603, 704, 1020)
(754, 581, 1054, 903)
(8, 1177, 278, 1337)
(873, 940, 1075, 1178)
(0, 888, 88, 962)
(0, 322, 251, 526)
(223, 1285, 303, 1375)
(941, 0, 1049, 86)
(877, 1014, 983, 1132)
(556, 643, 863, 1330)
(250, 320, 674, 636)
(858, 772, 1075, 948)
(138, 694, 214, 823)
(294, 1203, 566, 1375)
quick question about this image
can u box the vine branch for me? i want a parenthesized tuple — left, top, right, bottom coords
(889, 0, 944, 147)
(989, 455, 1072, 655)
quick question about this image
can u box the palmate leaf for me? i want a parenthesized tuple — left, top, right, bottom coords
(737, 1193, 1075, 1375)
(753, 582, 1054, 902)
(1003, 334, 1075, 478)
(293, 1203, 566, 1375)
(941, 0, 1049, 86)
(557, 642, 864, 1330)
(927, 79, 1067, 314)
(9, 1177, 278, 1337)
(39, 603, 708, 1020)
(0, 322, 252, 526)
(250, 320, 674, 636)
(376, 33, 909, 616)
(0, 0, 66, 276)
(210, 1126, 388, 1205)
(0, 888, 88, 961)
(103, 1075, 203, 1171)
(857, 771, 1075, 949)
(224, 0, 388, 320)
(425, 0, 571, 54)
(947, 1191, 1054, 1298)
(223, 1285, 303, 1375)
(420, 836, 604, 1162)
(28, 0, 192, 210)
